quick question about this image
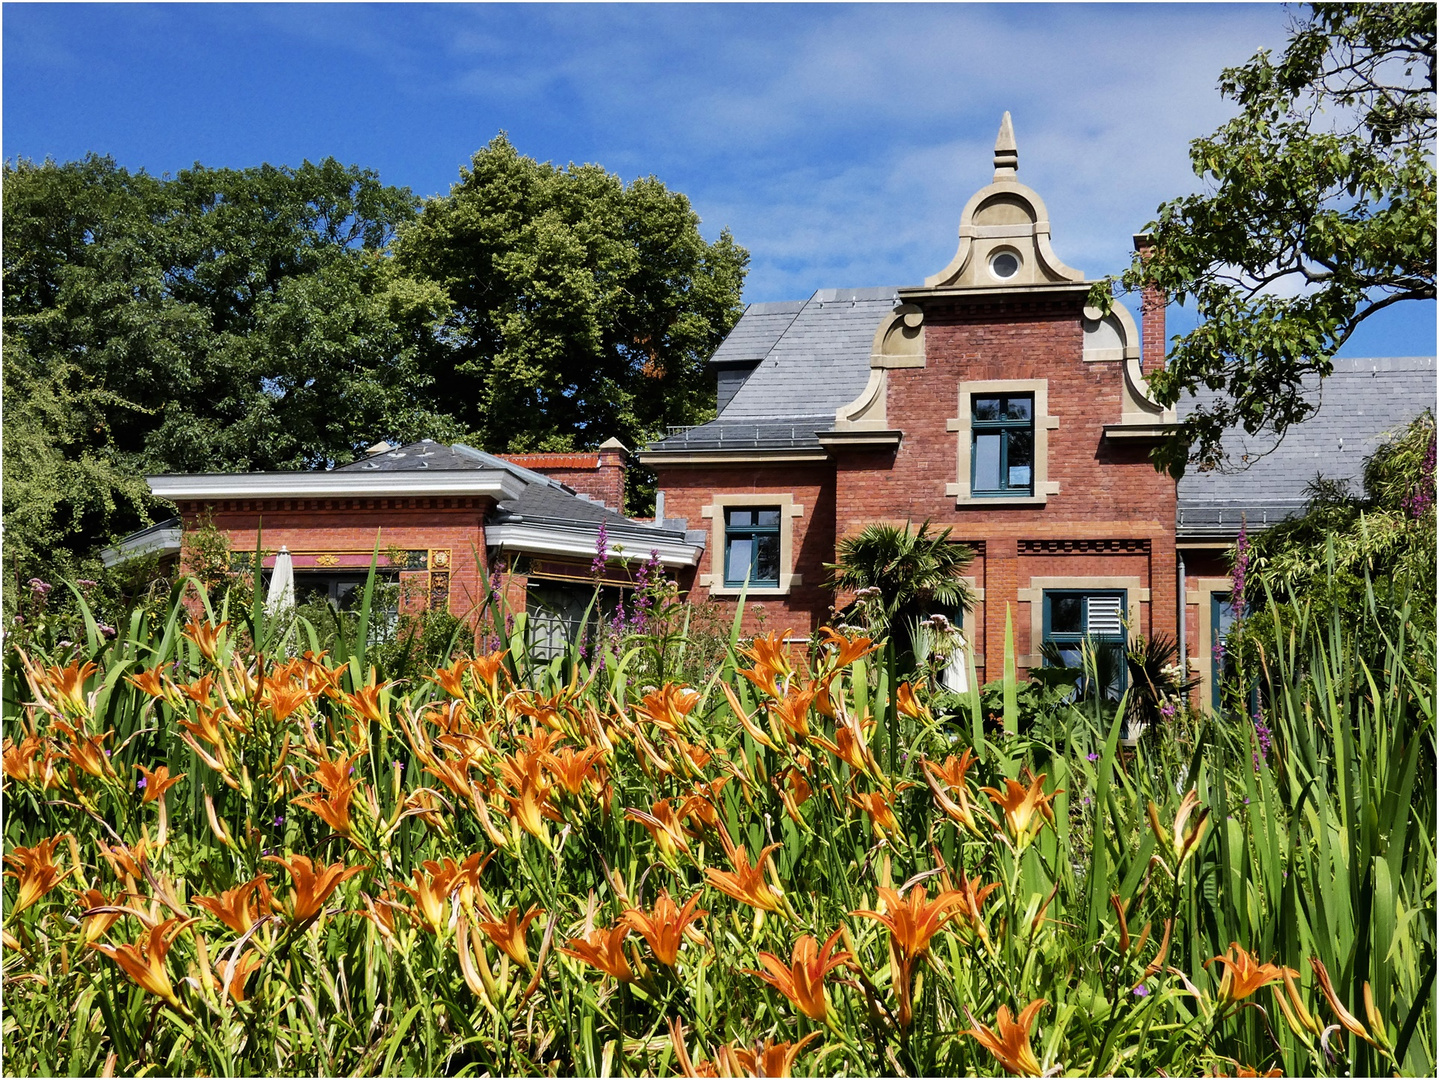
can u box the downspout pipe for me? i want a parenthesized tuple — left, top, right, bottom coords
(1177, 554, 1187, 693)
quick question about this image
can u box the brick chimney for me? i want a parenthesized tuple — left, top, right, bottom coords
(1133, 233, 1166, 374)
(596, 437, 630, 515)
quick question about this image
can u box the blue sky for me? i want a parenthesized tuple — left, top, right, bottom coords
(4, 2, 1434, 356)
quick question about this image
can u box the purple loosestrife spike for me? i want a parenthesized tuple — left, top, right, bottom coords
(592, 521, 609, 574)
(1231, 521, 1249, 618)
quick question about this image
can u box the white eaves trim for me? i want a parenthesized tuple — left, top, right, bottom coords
(487, 522, 702, 568)
(99, 526, 183, 568)
(148, 470, 528, 503)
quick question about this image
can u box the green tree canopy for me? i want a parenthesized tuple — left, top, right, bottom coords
(3, 154, 460, 582)
(393, 134, 748, 454)
(1118, 2, 1435, 478)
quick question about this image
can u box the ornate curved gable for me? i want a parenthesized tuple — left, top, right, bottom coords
(924, 112, 1085, 291)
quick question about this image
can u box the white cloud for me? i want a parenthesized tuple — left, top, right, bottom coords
(365, 3, 1293, 299)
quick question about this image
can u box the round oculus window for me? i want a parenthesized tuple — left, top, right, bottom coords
(990, 251, 1021, 279)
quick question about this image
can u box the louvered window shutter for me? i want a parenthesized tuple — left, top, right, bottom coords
(1086, 595, 1123, 636)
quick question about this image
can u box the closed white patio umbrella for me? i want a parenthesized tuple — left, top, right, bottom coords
(266, 546, 295, 616)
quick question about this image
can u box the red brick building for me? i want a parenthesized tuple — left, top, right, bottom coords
(109, 116, 1430, 697)
(640, 115, 1178, 686)
(123, 439, 702, 652)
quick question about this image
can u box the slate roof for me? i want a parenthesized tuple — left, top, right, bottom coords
(338, 440, 690, 542)
(707, 300, 805, 366)
(1176, 356, 1436, 538)
(650, 288, 896, 451)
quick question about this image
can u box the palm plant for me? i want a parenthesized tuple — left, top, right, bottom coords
(827, 520, 975, 626)
(827, 521, 975, 678)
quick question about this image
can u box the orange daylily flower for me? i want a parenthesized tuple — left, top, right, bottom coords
(626, 799, 692, 859)
(721, 1032, 822, 1079)
(747, 927, 851, 1022)
(543, 745, 609, 796)
(211, 948, 264, 1004)
(192, 875, 275, 935)
(430, 659, 471, 699)
(669, 1018, 820, 1080)
(396, 861, 466, 935)
(981, 772, 1062, 845)
(678, 777, 731, 835)
(182, 619, 229, 663)
(854, 883, 967, 960)
(818, 626, 879, 668)
(500, 773, 558, 845)
(469, 650, 508, 700)
(736, 630, 794, 699)
(262, 682, 313, 723)
(3, 835, 71, 914)
(809, 675, 840, 719)
(705, 830, 784, 914)
(562, 924, 638, 982)
(476, 904, 545, 968)
(54, 722, 117, 781)
(511, 687, 579, 733)
(514, 729, 568, 756)
(300, 746, 365, 793)
(429, 852, 489, 910)
(126, 664, 170, 699)
(2, 733, 62, 789)
(851, 788, 904, 841)
(89, 917, 196, 1007)
(291, 778, 360, 839)
(1206, 943, 1299, 1006)
(924, 750, 991, 835)
(22, 657, 99, 716)
(895, 681, 930, 720)
(76, 887, 126, 945)
(768, 685, 817, 744)
(176, 674, 216, 705)
(811, 713, 878, 775)
(963, 999, 1048, 1077)
(263, 853, 366, 925)
(98, 836, 150, 883)
(359, 891, 406, 943)
(950, 866, 1001, 948)
(136, 763, 186, 804)
(342, 681, 388, 724)
(620, 890, 707, 968)
(667, 735, 715, 778)
(1309, 956, 1383, 1048)
(854, 883, 966, 1026)
(633, 683, 702, 735)
(775, 766, 812, 824)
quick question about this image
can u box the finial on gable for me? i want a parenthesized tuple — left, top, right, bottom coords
(993, 111, 1018, 180)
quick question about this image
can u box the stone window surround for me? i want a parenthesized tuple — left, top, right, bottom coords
(1016, 575, 1148, 668)
(699, 493, 805, 597)
(947, 378, 1061, 506)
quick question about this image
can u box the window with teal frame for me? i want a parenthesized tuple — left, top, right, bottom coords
(972, 394, 1034, 496)
(1042, 590, 1127, 700)
(723, 507, 781, 588)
